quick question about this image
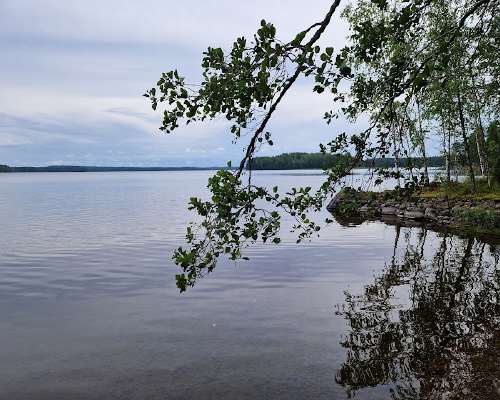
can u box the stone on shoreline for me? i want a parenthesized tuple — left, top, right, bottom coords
(359, 205, 370, 213)
(404, 208, 425, 220)
(326, 192, 345, 211)
(424, 208, 438, 220)
(325, 188, 500, 235)
(381, 206, 398, 215)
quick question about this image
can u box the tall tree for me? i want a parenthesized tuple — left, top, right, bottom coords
(145, 0, 499, 290)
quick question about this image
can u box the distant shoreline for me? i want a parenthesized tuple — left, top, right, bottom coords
(0, 165, 445, 173)
(1, 152, 446, 173)
(0, 165, 231, 173)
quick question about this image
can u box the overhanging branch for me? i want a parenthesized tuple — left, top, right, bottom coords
(235, 0, 342, 178)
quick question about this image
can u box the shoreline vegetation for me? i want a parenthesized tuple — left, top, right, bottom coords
(1, 153, 446, 173)
(328, 180, 500, 238)
(0, 154, 443, 173)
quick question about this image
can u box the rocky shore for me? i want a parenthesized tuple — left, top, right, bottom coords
(327, 188, 500, 236)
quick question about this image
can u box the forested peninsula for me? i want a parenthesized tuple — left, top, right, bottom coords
(1, 155, 444, 173)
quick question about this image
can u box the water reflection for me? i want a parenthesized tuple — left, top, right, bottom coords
(335, 225, 500, 399)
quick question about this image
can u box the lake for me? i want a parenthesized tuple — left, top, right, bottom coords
(0, 171, 498, 399)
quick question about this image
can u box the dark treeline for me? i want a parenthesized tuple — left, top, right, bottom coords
(249, 153, 351, 170)
(249, 152, 445, 170)
(1, 156, 446, 173)
(0, 165, 227, 173)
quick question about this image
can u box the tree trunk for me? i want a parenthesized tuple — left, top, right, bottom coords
(475, 123, 486, 176)
(457, 91, 476, 191)
(392, 113, 402, 188)
(475, 107, 490, 185)
(394, 133, 401, 187)
(449, 130, 454, 182)
(442, 119, 451, 185)
(471, 79, 490, 185)
(416, 99, 429, 184)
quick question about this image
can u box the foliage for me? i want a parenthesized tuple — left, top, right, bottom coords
(418, 178, 500, 201)
(146, 0, 499, 291)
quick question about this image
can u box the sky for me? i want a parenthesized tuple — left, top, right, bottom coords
(0, 1, 439, 167)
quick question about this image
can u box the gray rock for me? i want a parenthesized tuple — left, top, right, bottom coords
(359, 205, 370, 213)
(440, 209, 451, 217)
(381, 206, 398, 215)
(404, 208, 425, 219)
(424, 208, 438, 220)
(326, 192, 345, 211)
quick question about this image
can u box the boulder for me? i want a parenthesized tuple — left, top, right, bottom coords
(438, 216, 452, 224)
(326, 192, 346, 211)
(404, 207, 425, 219)
(424, 208, 438, 220)
(440, 209, 451, 217)
(434, 202, 448, 210)
(381, 206, 398, 215)
(359, 205, 370, 213)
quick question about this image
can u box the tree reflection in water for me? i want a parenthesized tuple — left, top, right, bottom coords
(335, 225, 500, 399)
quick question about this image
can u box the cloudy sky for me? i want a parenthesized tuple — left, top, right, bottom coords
(0, 1, 431, 167)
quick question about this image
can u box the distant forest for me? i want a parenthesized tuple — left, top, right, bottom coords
(0, 154, 446, 173)
(249, 153, 445, 170)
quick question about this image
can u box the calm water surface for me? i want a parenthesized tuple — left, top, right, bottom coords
(0, 171, 498, 399)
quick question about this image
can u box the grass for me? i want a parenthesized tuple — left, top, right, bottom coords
(416, 179, 500, 201)
(452, 207, 500, 230)
(409, 178, 500, 236)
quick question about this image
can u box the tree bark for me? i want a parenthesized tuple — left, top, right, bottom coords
(416, 98, 429, 184)
(442, 119, 451, 185)
(474, 100, 490, 185)
(457, 91, 476, 191)
(394, 133, 401, 187)
(471, 77, 490, 184)
(475, 122, 486, 177)
(236, 0, 342, 177)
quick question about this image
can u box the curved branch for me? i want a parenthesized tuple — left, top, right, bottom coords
(235, 0, 342, 178)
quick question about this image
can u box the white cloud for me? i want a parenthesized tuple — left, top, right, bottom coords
(1, 1, 347, 47)
(0, 0, 362, 166)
